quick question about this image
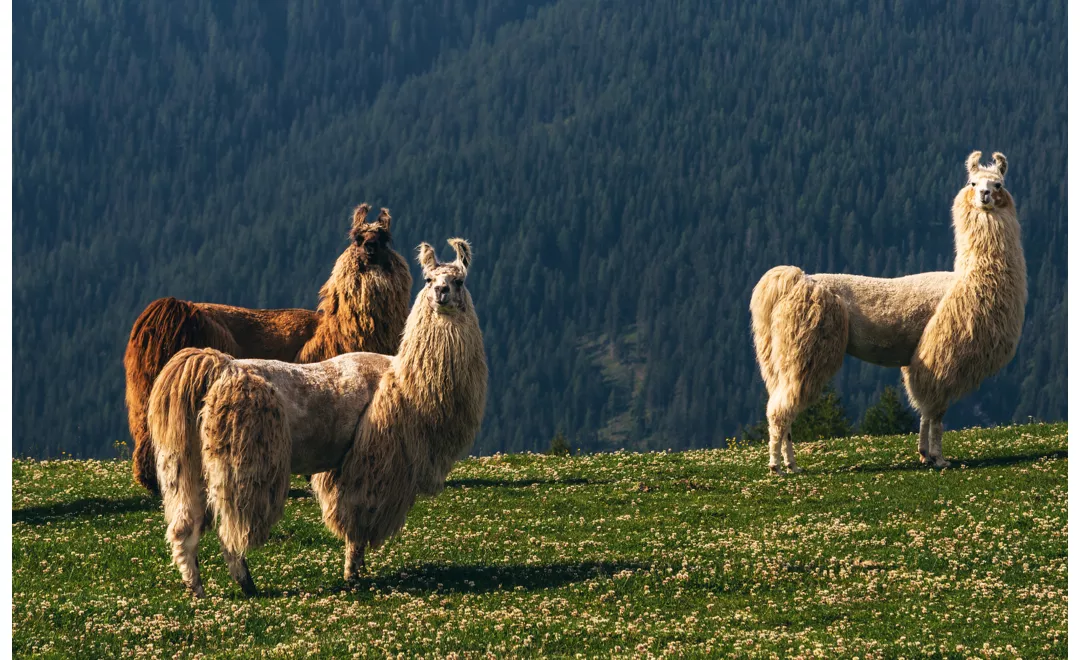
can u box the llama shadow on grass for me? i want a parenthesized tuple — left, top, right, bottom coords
(444, 477, 605, 489)
(14, 486, 316, 524)
(830, 449, 1067, 475)
(248, 560, 644, 600)
(348, 560, 644, 597)
(955, 449, 1067, 469)
(13, 496, 158, 525)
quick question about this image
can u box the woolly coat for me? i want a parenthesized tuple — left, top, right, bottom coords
(902, 184, 1026, 416)
(126, 209, 411, 494)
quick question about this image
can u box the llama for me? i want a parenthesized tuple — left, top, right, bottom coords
(148, 239, 487, 597)
(750, 151, 1025, 473)
(125, 204, 412, 495)
(311, 239, 488, 581)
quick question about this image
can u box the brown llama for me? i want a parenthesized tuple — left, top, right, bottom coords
(750, 151, 1025, 473)
(148, 239, 486, 597)
(124, 204, 411, 495)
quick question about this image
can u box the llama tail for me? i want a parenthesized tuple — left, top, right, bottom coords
(750, 266, 848, 398)
(125, 297, 234, 495)
(750, 266, 808, 389)
(147, 347, 234, 484)
(200, 367, 291, 558)
(146, 346, 234, 595)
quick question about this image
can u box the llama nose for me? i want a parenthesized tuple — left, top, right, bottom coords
(435, 285, 450, 302)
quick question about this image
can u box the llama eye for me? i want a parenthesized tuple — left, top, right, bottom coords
(970, 182, 975, 187)
(994, 183, 1001, 189)
(453, 279, 463, 287)
(425, 278, 432, 284)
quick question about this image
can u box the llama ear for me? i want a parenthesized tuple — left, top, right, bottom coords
(966, 151, 983, 175)
(349, 203, 372, 243)
(376, 207, 392, 231)
(991, 152, 1008, 178)
(417, 243, 438, 274)
(351, 203, 372, 230)
(448, 238, 472, 273)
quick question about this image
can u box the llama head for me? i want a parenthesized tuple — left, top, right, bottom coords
(963, 151, 1010, 210)
(417, 238, 473, 314)
(348, 204, 395, 269)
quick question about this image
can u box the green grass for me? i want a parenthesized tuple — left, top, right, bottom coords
(13, 423, 1067, 658)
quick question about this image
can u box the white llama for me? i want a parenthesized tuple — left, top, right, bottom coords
(749, 151, 1026, 472)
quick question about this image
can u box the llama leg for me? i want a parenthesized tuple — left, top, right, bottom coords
(766, 390, 796, 474)
(903, 367, 946, 467)
(344, 539, 366, 582)
(917, 417, 931, 463)
(165, 509, 204, 597)
(758, 272, 846, 474)
(928, 418, 949, 468)
(311, 472, 368, 582)
(221, 546, 259, 597)
(158, 448, 206, 597)
(132, 427, 161, 497)
(782, 429, 802, 473)
(200, 369, 290, 597)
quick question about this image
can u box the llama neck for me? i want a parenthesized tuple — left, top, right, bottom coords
(299, 250, 411, 361)
(389, 297, 487, 487)
(951, 192, 1026, 294)
(394, 301, 486, 413)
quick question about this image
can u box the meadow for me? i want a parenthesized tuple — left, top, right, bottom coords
(13, 423, 1067, 658)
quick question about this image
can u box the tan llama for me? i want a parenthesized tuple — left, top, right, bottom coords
(147, 239, 486, 597)
(750, 151, 1026, 473)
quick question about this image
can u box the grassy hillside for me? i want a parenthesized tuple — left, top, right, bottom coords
(13, 423, 1067, 657)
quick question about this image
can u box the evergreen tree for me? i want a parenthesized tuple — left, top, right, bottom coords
(742, 386, 853, 444)
(791, 387, 853, 443)
(548, 430, 572, 457)
(860, 386, 918, 437)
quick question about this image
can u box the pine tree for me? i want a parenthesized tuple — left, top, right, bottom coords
(548, 430, 572, 457)
(791, 387, 853, 443)
(742, 386, 853, 444)
(860, 386, 918, 436)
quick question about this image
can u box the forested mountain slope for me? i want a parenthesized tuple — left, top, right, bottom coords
(14, 0, 1067, 457)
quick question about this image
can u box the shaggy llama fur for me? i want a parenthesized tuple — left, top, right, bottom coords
(311, 239, 488, 582)
(750, 151, 1026, 472)
(148, 238, 487, 597)
(126, 204, 411, 495)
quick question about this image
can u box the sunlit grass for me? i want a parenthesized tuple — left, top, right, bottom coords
(13, 423, 1066, 657)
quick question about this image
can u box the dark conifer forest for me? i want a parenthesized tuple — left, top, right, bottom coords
(13, 0, 1066, 458)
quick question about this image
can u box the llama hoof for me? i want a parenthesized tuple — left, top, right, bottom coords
(231, 566, 259, 597)
(344, 572, 366, 586)
(769, 465, 785, 476)
(932, 458, 951, 469)
(343, 560, 366, 582)
(239, 579, 259, 598)
(223, 549, 259, 597)
(188, 582, 205, 599)
(344, 552, 366, 583)
(229, 570, 259, 597)
(785, 465, 804, 474)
